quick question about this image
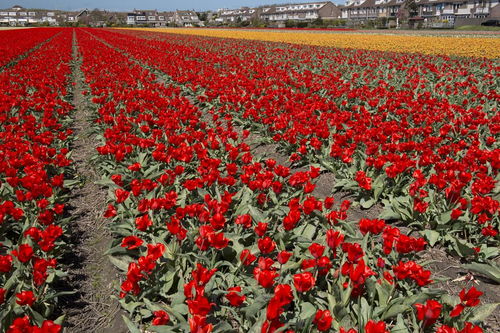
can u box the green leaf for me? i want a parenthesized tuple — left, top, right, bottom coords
(143, 298, 162, 312)
(360, 197, 375, 209)
(53, 315, 65, 325)
(438, 211, 452, 225)
(463, 263, 500, 284)
(122, 315, 141, 333)
(375, 283, 389, 307)
(28, 308, 45, 326)
(381, 302, 410, 320)
(447, 236, 476, 258)
(3, 269, 19, 290)
(248, 205, 266, 222)
(327, 293, 337, 312)
(379, 207, 401, 220)
(480, 246, 499, 259)
(372, 173, 386, 200)
(147, 326, 171, 333)
(469, 303, 499, 322)
(299, 302, 316, 320)
(244, 295, 269, 318)
(119, 300, 143, 313)
(441, 294, 460, 306)
(420, 230, 440, 247)
(44, 290, 76, 301)
(108, 256, 130, 271)
(213, 321, 235, 332)
(172, 303, 188, 316)
(391, 314, 410, 333)
(359, 297, 370, 327)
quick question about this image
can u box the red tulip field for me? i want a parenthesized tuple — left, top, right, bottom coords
(0, 27, 498, 333)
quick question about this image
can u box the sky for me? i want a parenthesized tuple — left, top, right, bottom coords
(0, 0, 344, 11)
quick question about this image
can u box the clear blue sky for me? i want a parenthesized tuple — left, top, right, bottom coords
(0, 0, 343, 11)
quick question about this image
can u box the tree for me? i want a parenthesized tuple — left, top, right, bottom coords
(87, 8, 106, 26)
(404, 0, 419, 17)
(312, 17, 324, 26)
(197, 12, 208, 21)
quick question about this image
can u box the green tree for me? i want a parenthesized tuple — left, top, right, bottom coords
(197, 12, 208, 21)
(404, 0, 419, 17)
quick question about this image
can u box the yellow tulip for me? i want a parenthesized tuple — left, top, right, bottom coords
(118, 28, 500, 59)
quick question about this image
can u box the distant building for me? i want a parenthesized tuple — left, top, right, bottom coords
(259, 2, 341, 22)
(126, 9, 199, 26)
(216, 7, 260, 23)
(340, 0, 500, 25)
(0, 5, 89, 26)
(174, 10, 202, 26)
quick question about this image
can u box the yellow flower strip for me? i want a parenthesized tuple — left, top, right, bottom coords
(120, 27, 500, 59)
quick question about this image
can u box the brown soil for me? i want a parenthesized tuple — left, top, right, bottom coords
(421, 248, 500, 332)
(59, 30, 128, 333)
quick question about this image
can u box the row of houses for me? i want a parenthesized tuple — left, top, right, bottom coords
(125, 9, 202, 26)
(341, 0, 500, 23)
(216, 2, 340, 23)
(217, 0, 498, 25)
(0, 5, 89, 26)
(0, 5, 201, 27)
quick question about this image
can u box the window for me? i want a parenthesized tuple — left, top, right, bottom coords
(159, 16, 165, 20)
(148, 16, 155, 20)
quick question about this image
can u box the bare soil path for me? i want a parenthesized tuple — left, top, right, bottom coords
(59, 29, 128, 333)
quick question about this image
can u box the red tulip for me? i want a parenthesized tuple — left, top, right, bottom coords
(225, 286, 246, 307)
(313, 309, 333, 331)
(16, 290, 36, 306)
(293, 272, 315, 292)
(415, 299, 442, 327)
(152, 310, 170, 325)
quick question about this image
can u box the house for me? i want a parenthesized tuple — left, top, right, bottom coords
(216, 7, 260, 23)
(174, 10, 201, 26)
(259, 2, 341, 22)
(341, 0, 499, 24)
(0, 5, 95, 26)
(0, 6, 52, 26)
(127, 9, 155, 25)
(127, 9, 190, 26)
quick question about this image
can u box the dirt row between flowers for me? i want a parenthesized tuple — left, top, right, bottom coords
(57, 30, 128, 333)
(83, 28, 500, 331)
